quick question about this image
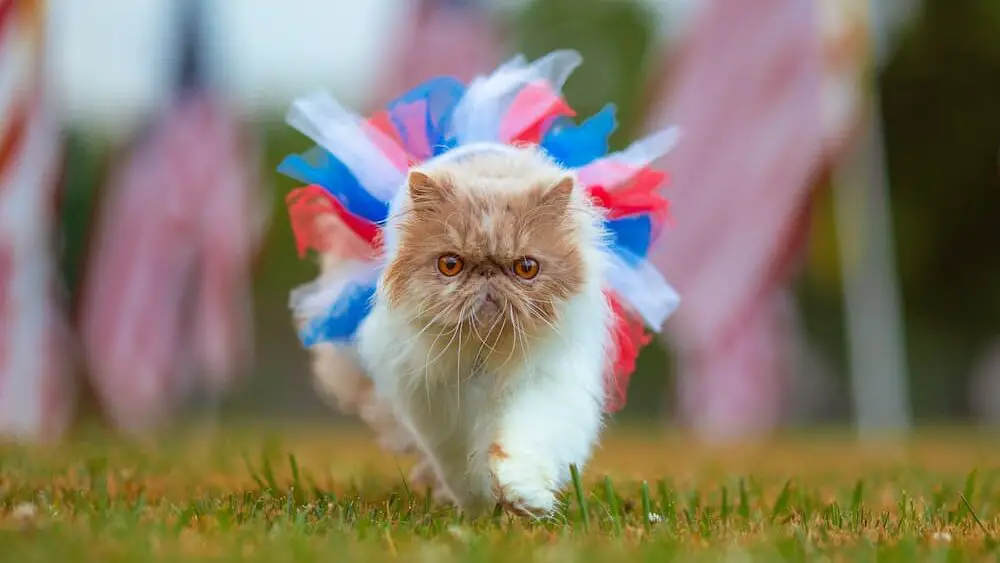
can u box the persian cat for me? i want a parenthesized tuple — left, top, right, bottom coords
(310, 142, 613, 516)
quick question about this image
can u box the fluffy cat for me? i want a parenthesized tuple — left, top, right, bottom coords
(311, 142, 614, 516)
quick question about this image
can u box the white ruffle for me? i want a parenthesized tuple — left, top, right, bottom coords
(578, 126, 681, 188)
(605, 253, 681, 332)
(285, 92, 405, 202)
(289, 259, 383, 324)
(450, 49, 583, 144)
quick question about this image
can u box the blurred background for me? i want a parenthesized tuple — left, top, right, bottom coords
(2, 0, 999, 443)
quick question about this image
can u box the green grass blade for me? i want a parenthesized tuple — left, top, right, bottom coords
(738, 478, 751, 521)
(569, 463, 590, 533)
(603, 476, 622, 536)
(641, 481, 653, 532)
(770, 480, 793, 523)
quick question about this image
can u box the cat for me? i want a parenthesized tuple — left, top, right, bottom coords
(311, 142, 614, 517)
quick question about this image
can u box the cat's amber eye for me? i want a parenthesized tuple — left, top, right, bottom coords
(512, 257, 540, 280)
(437, 254, 464, 277)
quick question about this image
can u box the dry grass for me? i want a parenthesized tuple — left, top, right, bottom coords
(2, 422, 999, 561)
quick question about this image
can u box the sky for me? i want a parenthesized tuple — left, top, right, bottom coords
(47, 0, 409, 132)
(46, 0, 918, 134)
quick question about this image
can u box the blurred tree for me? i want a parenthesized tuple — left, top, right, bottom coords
(58, 133, 104, 313)
(509, 0, 661, 150)
(878, 0, 1000, 419)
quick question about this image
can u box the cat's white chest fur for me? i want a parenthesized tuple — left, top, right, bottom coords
(356, 277, 611, 515)
(353, 143, 615, 516)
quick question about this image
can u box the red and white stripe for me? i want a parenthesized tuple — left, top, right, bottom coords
(644, 0, 828, 440)
(0, 0, 73, 442)
(79, 93, 263, 433)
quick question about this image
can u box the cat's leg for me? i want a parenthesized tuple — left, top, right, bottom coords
(408, 456, 436, 488)
(485, 360, 605, 517)
(355, 305, 492, 514)
(408, 456, 458, 506)
(396, 391, 497, 515)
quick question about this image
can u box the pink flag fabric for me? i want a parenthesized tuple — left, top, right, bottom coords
(0, 0, 74, 442)
(78, 93, 263, 434)
(645, 0, 827, 440)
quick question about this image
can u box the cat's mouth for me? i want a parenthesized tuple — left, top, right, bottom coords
(476, 292, 502, 317)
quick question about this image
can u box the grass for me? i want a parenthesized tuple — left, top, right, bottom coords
(2, 423, 1000, 562)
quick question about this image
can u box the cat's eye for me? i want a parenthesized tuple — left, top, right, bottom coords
(437, 254, 464, 277)
(512, 257, 540, 280)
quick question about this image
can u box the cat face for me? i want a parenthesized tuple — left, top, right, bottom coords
(382, 160, 589, 340)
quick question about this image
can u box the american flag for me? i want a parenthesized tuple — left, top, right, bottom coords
(0, 0, 74, 442)
(77, 0, 264, 434)
(370, 0, 505, 110)
(645, 0, 831, 440)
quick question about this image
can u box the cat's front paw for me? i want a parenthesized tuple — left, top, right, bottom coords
(487, 443, 558, 517)
(409, 458, 456, 506)
(408, 457, 437, 489)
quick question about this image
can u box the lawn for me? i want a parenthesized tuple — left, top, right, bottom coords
(2, 423, 999, 561)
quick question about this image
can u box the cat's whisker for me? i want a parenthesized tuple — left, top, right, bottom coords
(405, 306, 460, 403)
(421, 322, 459, 408)
(494, 303, 522, 372)
(454, 303, 479, 409)
(402, 300, 463, 348)
(443, 302, 485, 410)
(424, 329, 456, 374)
(418, 302, 466, 404)
(491, 313, 510, 364)
(423, 313, 465, 373)
(524, 300, 567, 344)
(414, 294, 458, 320)
(524, 301, 555, 328)
(466, 312, 488, 377)
(504, 315, 529, 387)
(468, 309, 501, 380)
(513, 315, 529, 365)
(473, 309, 507, 374)
(468, 308, 488, 346)
(473, 306, 505, 360)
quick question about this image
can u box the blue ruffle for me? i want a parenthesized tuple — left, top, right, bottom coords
(604, 214, 653, 266)
(277, 147, 390, 224)
(385, 76, 465, 158)
(298, 282, 377, 347)
(541, 104, 616, 168)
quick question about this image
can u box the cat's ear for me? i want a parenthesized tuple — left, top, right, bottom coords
(536, 174, 575, 212)
(407, 170, 452, 207)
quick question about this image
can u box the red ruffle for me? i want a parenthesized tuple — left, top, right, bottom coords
(501, 80, 576, 144)
(587, 168, 671, 223)
(285, 185, 381, 258)
(603, 291, 653, 413)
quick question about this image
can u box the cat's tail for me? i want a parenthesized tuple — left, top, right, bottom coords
(309, 341, 416, 455)
(309, 341, 446, 494)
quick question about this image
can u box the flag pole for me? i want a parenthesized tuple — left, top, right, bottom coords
(830, 0, 912, 438)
